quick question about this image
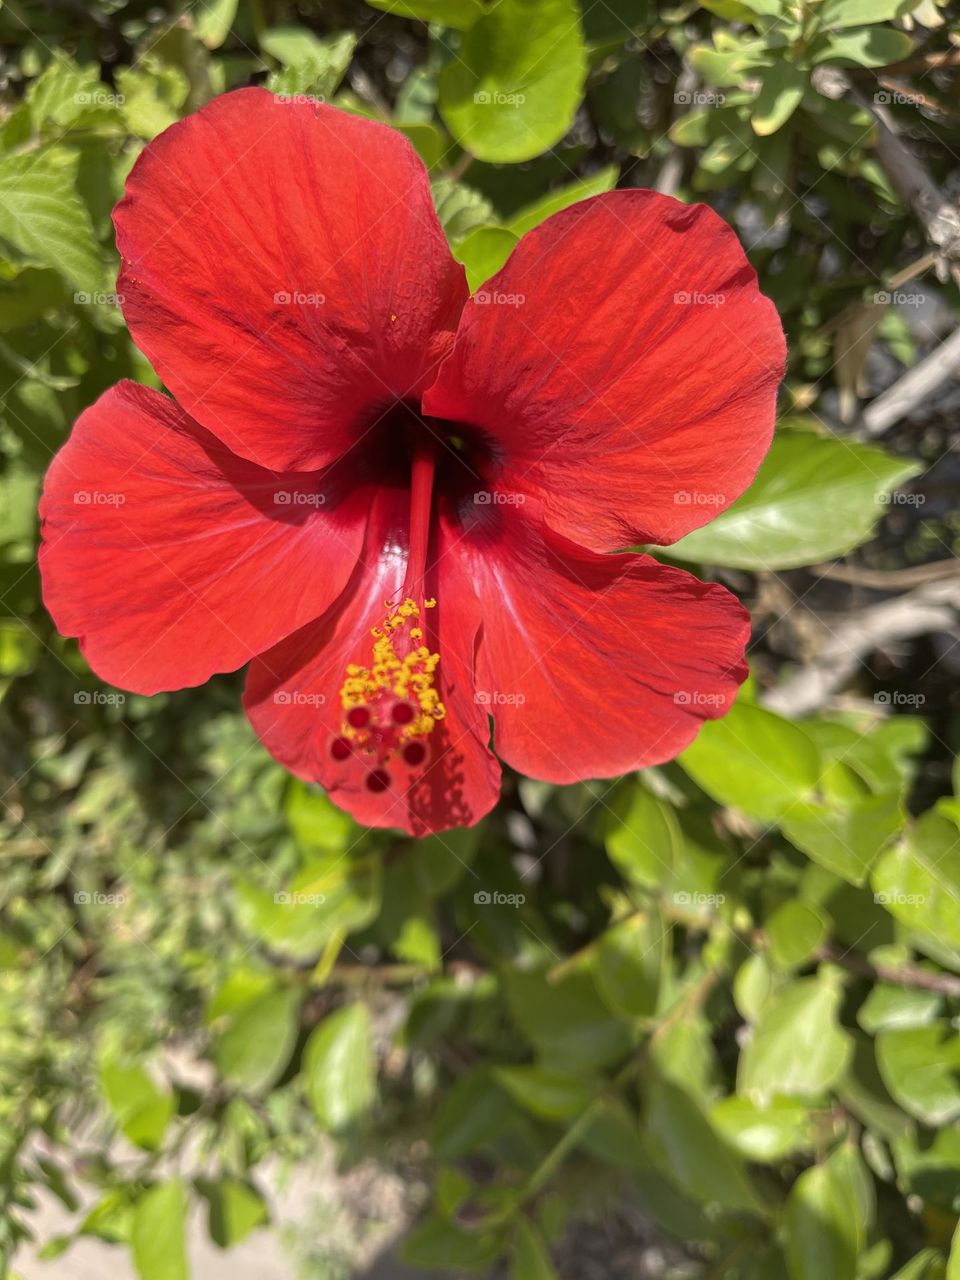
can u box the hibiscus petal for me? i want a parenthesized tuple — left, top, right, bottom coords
(423, 189, 785, 552)
(444, 503, 750, 783)
(39, 382, 368, 694)
(114, 89, 467, 472)
(244, 499, 500, 836)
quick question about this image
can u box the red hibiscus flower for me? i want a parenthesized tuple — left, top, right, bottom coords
(39, 89, 785, 837)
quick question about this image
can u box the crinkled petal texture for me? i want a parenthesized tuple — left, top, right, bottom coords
(115, 87, 468, 472)
(423, 189, 785, 552)
(39, 381, 369, 694)
(244, 493, 501, 836)
(443, 502, 750, 783)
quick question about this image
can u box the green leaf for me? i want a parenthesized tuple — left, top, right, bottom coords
(365, 0, 486, 28)
(432, 178, 497, 240)
(765, 900, 829, 971)
(876, 1024, 960, 1126)
(503, 968, 633, 1072)
(116, 60, 189, 139)
(739, 973, 853, 1103)
(594, 910, 664, 1017)
(752, 62, 807, 136)
(710, 1096, 814, 1161)
(433, 1069, 517, 1159)
(493, 1065, 592, 1121)
(213, 987, 300, 1094)
(814, 26, 914, 67)
(949, 1222, 960, 1280)
(872, 812, 960, 951)
(286, 780, 357, 852)
(265, 32, 356, 99)
(819, 0, 917, 28)
(857, 982, 941, 1034)
(99, 1059, 173, 1152)
(605, 783, 681, 888)
(0, 152, 103, 291)
(453, 226, 518, 291)
(193, 0, 239, 49)
(644, 1076, 764, 1213)
(668, 431, 920, 570)
(304, 1003, 376, 1131)
(438, 0, 587, 163)
(506, 165, 618, 236)
(132, 1181, 188, 1280)
(512, 1219, 558, 1280)
(782, 793, 904, 887)
(784, 1146, 865, 1280)
(199, 1179, 268, 1249)
(680, 701, 821, 822)
(892, 1251, 950, 1280)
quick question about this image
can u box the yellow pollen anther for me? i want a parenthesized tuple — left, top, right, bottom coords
(337, 597, 445, 751)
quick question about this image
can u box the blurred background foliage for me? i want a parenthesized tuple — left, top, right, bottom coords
(1, 0, 959, 1277)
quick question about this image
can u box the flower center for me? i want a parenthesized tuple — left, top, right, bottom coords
(328, 438, 443, 793)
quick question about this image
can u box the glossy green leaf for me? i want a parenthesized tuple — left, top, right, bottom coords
(818, 0, 917, 28)
(782, 793, 904, 887)
(752, 62, 807, 136)
(765, 900, 829, 970)
(438, 0, 587, 163)
(739, 973, 853, 1102)
(213, 987, 301, 1094)
(680, 701, 820, 821)
(0, 153, 103, 291)
(784, 1146, 865, 1280)
(131, 1181, 188, 1280)
(512, 1219, 558, 1280)
(304, 1002, 376, 1131)
(502, 968, 633, 1071)
(668, 431, 920, 570)
(710, 1096, 813, 1161)
(506, 165, 618, 236)
(199, 1179, 268, 1248)
(594, 910, 665, 1017)
(872, 812, 960, 951)
(493, 1066, 592, 1121)
(99, 1059, 173, 1152)
(876, 1024, 960, 1125)
(365, 0, 486, 28)
(814, 26, 914, 66)
(453, 226, 518, 291)
(605, 783, 682, 888)
(193, 0, 239, 49)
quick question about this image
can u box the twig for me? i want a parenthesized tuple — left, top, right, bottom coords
(858, 322, 960, 436)
(817, 943, 960, 998)
(809, 559, 960, 589)
(762, 579, 960, 717)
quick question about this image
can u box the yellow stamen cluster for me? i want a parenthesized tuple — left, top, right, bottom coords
(340, 597, 444, 741)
